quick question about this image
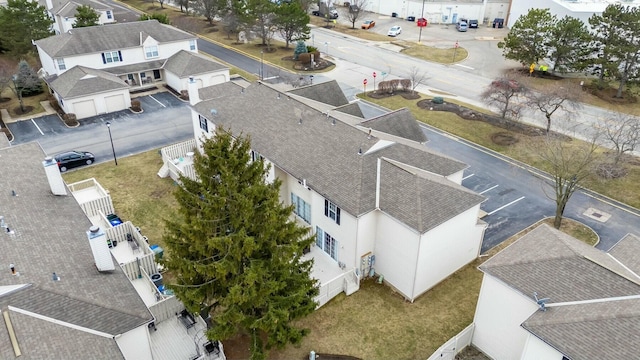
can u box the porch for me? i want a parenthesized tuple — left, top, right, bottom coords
(304, 245, 360, 308)
(105, 60, 165, 91)
(159, 139, 198, 182)
(150, 314, 226, 360)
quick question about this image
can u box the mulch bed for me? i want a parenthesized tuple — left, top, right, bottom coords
(416, 99, 546, 137)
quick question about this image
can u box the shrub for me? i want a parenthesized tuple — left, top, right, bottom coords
(306, 46, 318, 53)
(180, 90, 189, 101)
(62, 113, 78, 126)
(389, 79, 400, 93)
(400, 79, 412, 92)
(48, 95, 62, 113)
(298, 53, 311, 65)
(293, 41, 308, 60)
(432, 97, 444, 104)
(311, 51, 321, 62)
(131, 100, 142, 112)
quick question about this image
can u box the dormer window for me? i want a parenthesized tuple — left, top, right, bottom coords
(145, 45, 159, 58)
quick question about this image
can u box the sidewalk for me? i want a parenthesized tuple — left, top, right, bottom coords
(1, 101, 58, 124)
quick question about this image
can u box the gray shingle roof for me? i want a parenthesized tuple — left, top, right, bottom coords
(360, 108, 428, 144)
(608, 234, 640, 276)
(198, 81, 242, 102)
(35, 20, 195, 57)
(193, 83, 470, 231)
(522, 298, 640, 360)
(379, 159, 484, 232)
(0, 307, 125, 360)
(48, 65, 127, 98)
(164, 50, 228, 77)
(0, 132, 10, 149)
(55, 0, 110, 17)
(287, 80, 349, 107)
(334, 102, 364, 118)
(481, 224, 640, 360)
(0, 142, 153, 358)
(480, 224, 640, 303)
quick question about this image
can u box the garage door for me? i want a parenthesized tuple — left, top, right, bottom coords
(72, 99, 97, 119)
(105, 94, 126, 113)
(209, 74, 225, 86)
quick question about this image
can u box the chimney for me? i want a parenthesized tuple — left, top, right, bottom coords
(86, 226, 115, 272)
(188, 76, 200, 106)
(42, 157, 67, 196)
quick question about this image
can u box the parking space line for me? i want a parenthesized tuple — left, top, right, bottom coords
(31, 119, 44, 135)
(479, 184, 499, 195)
(455, 64, 475, 70)
(149, 95, 166, 108)
(462, 173, 474, 180)
(486, 196, 525, 216)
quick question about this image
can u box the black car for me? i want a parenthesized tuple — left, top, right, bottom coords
(468, 19, 479, 28)
(54, 151, 95, 172)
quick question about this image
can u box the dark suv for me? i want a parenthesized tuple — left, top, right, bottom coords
(54, 151, 95, 172)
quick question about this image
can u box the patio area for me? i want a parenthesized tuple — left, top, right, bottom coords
(151, 315, 225, 360)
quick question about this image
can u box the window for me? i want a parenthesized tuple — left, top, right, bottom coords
(153, 69, 161, 79)
(189, 39, 196, 51)
(250, 150, 264, 163)
(291, 193, 311, 224)
(324, 199, 341, 225)
(106, 10, 112, 19)
(102, 51, 121, 64)
(316, 227, 337, 260)
(199, 115, 208, 132)
(56, 58, 66, 70)
(145, 45, 159, 58)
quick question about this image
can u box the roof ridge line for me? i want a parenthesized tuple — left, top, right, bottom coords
(547, 294, 640, 309)
(583, 254, 640, 286)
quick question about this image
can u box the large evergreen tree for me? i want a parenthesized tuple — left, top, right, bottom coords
(163, 129, 318, 360)
(73, 5, 100, 28)
(547, 16, 592, 73)
(588, 4, 627, 90)
(0, 0, 53, 57)
(274, 1, 310, 48)
(498, 8, 556, 65)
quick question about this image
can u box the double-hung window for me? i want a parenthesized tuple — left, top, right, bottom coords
(189, 39, 196, 51)
(106, 10, 112, 19)
(145, 45, 159, 58)
(102, 51, 121, 64)
(291, 193, 311, 224)
(56, 58, 66, 70)
(316, 227, 337, 261)
(199, 115, 208, 132)
(324, 199, 340, 225)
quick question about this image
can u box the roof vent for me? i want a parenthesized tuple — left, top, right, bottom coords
(533, 292, 551, 312)
(358, 148, 362, 155)
(86, 226, 115, 272)
(42, 156, 67, 196)
(298, 118, 302, 125)
(332, 118, 336, 126)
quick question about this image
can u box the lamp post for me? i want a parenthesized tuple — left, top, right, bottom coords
(324, 41, 330, 57)
(418, 0, 426, 44)
(105, 121, 118, 166)
(260, 50, 264, 81)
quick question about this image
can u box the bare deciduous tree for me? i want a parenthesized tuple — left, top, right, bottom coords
(481, 75, 528, 121)
(525, 81, 582, 133)
(536, 132, 600, 229)
(601, 113, 640, 165)
(345, 0, 368, 29)
(406, 66, 428, 94)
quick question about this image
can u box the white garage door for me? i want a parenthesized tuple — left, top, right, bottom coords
(72, 99, 97, 119)
(105, 94, 126, 113)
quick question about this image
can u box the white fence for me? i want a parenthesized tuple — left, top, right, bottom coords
(150, 294, 185, 323)
(315, 268, 359, 308)
(161, 139, 198, 181)
(427, 323, 475, 360)
(67, 178, 114, 217)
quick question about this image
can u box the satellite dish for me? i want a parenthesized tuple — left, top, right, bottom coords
(533, 292, 551, 312)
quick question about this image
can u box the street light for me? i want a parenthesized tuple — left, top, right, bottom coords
(260, 50, 264, 81)
(418, 0, 426, 44)
(324, 41, 330, 57)
(105, 121, 118, 166)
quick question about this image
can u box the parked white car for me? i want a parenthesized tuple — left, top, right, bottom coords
(388, 26, 402, 37)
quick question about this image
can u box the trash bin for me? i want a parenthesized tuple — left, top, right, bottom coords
(392, 12, 398, 18)
(150, 244, 164, 259)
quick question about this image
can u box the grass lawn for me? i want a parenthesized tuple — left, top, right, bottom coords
(360, 93, 640, 209)
(398, 41, 469, 64)
(1, 87, 47, 118)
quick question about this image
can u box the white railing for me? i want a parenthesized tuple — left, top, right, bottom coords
(149, 294, 184, 323)
(160, 139, 197, 164)
(426, 323, 475, 360)
(67, 178, 115, 217)
(314, 268, 359, 308)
